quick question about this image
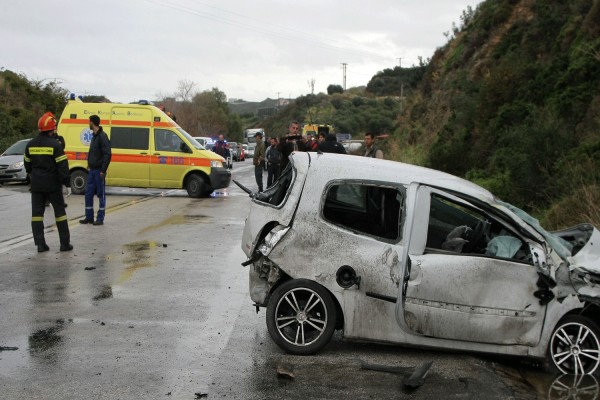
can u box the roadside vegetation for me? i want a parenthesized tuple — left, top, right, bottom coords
(1, 0, 599, 228)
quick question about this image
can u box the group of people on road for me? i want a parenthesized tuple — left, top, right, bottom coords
(252, 121, 385, 192)
(25, 112, 112, 253)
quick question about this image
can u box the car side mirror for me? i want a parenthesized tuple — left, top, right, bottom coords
(180, 143, 192, 153)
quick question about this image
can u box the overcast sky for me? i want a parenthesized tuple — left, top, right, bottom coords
(1, 0, 482, 103)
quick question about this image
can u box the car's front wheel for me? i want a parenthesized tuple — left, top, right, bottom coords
(186, 174, 211, 198)
(546, 315, 600, 375)
(266, 279, 337, 355)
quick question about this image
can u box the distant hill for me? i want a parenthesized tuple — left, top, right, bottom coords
(228, 98, 283, 116)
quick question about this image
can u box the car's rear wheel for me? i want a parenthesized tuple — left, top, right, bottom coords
(70, 170, 88, 195)
(266, 279, 337, 355)
(546, 315, 600, 375)
(186, 174, 211, 198)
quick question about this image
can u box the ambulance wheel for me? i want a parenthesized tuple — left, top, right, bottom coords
(186, 174, 210, 198)
(70, 170, 88, 195)
(266, 279, 337, 355)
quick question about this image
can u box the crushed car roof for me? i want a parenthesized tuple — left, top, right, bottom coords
(299, 152, 495, 203)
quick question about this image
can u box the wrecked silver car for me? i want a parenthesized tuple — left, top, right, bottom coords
(240, 152, 600, 375)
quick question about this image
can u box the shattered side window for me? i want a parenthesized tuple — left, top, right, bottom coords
(427, 194, 531, 263)
(255, 163, 294, 206)
(323, 183, 403, 242)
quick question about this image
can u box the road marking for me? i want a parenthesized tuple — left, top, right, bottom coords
(0, 195, 157, 254)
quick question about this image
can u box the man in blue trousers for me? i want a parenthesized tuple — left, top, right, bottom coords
(79, 115, 111, 226)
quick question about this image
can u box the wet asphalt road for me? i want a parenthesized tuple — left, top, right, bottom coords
(0, 165, 596, 399)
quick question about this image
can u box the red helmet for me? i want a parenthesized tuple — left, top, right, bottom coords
(38, 112, 57, 132)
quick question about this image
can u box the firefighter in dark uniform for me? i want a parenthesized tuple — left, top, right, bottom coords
(24, 112, 73, 253)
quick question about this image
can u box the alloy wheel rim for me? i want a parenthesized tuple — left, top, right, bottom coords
(551, 322, 600, 375)
(275, 288, 328, 347)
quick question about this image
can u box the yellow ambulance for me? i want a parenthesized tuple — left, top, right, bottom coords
(57, 98, 230, 198)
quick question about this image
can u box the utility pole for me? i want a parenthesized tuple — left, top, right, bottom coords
(341, 63, 347, 91)
(399, 83, 405, 113)
(397, 57, 402, 68)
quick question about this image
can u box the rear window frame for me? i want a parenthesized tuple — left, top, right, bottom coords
(320, 179, 406, 244)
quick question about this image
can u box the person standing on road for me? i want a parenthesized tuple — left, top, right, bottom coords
(46, 131, 70, 208)
(253, 132, 266, 192)
(80, 115, 111, 226)
(212, 134, 231, 168)
(24, 112, 73, 252)
(266, 137, 281, 187)
(364, 132, 383, 159)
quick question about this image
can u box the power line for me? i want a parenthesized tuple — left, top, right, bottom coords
(139, 0, 395, 63)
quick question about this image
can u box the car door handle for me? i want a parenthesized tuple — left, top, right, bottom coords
(153, 153, 161, 156)
(140, 152, 148, 155)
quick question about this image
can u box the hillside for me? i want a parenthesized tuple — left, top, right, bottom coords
(389, 0, 600, 229)
(0, 70, 68, 151)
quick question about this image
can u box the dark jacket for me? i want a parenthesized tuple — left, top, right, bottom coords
(212, 140, 230, 158)
(88, 127, 111, 173)
(278, 141, 295, 172)
(25, 133, 70, 192)
(318, 134, 347, 154)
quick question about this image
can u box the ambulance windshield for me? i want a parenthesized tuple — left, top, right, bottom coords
(178, 128, 205, 150)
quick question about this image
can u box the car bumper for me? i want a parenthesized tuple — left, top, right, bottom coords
(209, 167, 231, 190)
(0, 168, 27, 182)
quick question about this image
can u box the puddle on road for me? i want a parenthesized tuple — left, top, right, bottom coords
(117, 240, 158, 284)
(138, 214, 210, 234)
(494, 361, 600, 399)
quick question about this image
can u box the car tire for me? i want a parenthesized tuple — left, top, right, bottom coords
(186, 174, 210, 198)
(545, 315, 600, 375)
(266, 279, 337, 355)
(70, 170, 88, 195)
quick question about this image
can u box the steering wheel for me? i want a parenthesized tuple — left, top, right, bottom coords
(463, 220, 487, 253)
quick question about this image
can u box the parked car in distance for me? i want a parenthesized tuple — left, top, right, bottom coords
(246, 143, 255, 158)
(193, 136, 213, 149)
(241, 152, 600, 376)
(0, 139, 30, 184)
(229, 142, 240, 161)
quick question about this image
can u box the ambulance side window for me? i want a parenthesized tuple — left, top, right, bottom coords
(111, 127, 149, 150)
(155, 129, 185, 153)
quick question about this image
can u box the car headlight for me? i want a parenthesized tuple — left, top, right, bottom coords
(210, 160, 223, 168)
(258, 225, 290, 256)
(10, 161, 24, 169)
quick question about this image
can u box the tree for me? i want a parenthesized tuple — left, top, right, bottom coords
(327, 84, 344, 95)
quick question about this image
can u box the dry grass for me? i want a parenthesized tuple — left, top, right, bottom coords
(542, 184, 600, 230)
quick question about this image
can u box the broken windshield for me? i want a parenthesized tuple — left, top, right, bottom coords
(497, 200, 572, 260)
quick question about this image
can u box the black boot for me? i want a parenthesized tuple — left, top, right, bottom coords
(37, 244, 50, 253)
(60, 244, 73, 252)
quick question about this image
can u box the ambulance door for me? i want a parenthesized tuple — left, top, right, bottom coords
(150, 128, 191, 188)
(106, 126, 150, 187)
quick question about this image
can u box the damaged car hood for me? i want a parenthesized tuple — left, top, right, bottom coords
(563, 225, 600, 275)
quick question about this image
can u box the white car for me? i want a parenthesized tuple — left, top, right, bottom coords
(241, 152, 600, 375)
(246, 144, 255, 158)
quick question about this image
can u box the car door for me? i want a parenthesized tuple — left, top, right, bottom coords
(107, 127, 150, 187)
(396, 186, 547, 346)
(150, 128, 191, 187)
